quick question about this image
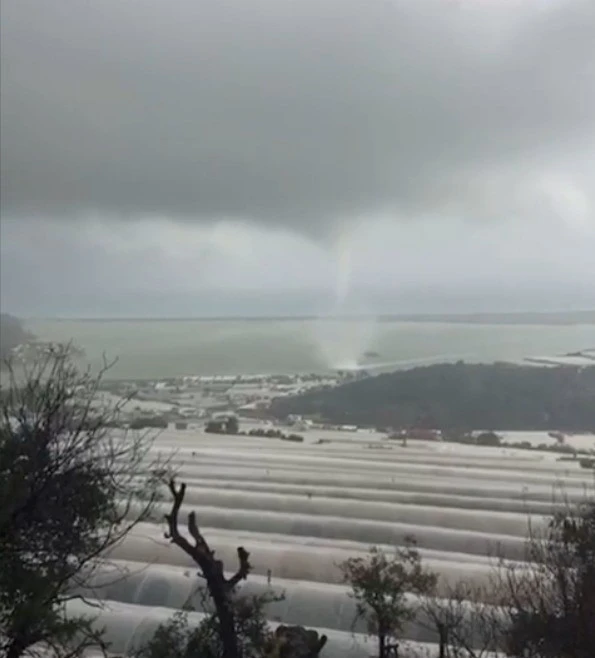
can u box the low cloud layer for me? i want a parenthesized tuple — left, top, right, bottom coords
(2, 0, 594, 236)
(2, 0, 594, 316)
(2, 214, 593, 317)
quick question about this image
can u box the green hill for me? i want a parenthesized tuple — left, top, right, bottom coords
(270, 362, 595, 432)
(0, 314, 33, 361)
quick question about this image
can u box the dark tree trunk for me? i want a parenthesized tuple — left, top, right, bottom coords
(438, 623, 447, 658)
(6, 637, 27, 658)
(204, 569, 241, 658)
(164, 479, 251, 658)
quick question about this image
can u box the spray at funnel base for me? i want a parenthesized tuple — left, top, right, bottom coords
(312, 318, 380, 371)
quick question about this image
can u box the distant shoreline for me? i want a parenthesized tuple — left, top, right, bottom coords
(23, 310, 595, 325)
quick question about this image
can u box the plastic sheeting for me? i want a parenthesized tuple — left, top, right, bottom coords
(82, 563, 506, 644)
(63, 598, 460, 658)
(112, 531, 500, 593)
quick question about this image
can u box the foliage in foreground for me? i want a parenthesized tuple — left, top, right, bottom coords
(0, 346, 162, 658)
(160, 479, 327, 658)
(339, 538, 437, 658)
(495, 496, 595, 658)
(138, 605, 329, 658)
(337, 494, 594, 658)
(135, 590, 281, 658)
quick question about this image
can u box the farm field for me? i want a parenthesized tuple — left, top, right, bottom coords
(75, 427, 594, 657)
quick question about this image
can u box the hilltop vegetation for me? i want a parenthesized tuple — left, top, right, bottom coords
(270, 362, 595, 432)
(0, 314, 32, 361)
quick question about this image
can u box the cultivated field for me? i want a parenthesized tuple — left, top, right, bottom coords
(75, 427, 595, 657)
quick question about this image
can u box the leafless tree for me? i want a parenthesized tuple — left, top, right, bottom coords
(164, 478, 252, 658)
(420, 580, 502, 658)
(491, 494, 595, 658)
(162, 480, 328, 658)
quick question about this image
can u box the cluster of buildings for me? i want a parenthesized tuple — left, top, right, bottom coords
(99, 372, 346, 427)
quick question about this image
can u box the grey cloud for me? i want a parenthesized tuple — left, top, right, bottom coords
(2, 0, 594, 235)
(0, 217, 336, 311)
(2, 212, 594, 318)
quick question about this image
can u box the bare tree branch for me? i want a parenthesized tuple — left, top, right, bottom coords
(226, 547, 252, 590)
(163, 477, 252, 658)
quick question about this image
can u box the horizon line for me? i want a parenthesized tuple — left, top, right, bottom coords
(17, 309, 595, 324)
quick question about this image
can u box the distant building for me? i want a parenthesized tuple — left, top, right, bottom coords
(237, 401, 270, 419)
(178, 407, 197, 418)
(407, 429, 442, 441)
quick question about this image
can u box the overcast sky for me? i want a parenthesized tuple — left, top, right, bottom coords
(1, 0, 594, 317)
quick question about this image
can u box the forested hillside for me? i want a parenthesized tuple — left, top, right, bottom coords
(270, 362, 595, 432)
(0, 313, 32, 361)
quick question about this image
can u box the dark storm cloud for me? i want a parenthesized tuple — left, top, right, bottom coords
(1, 0, 594, 234)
